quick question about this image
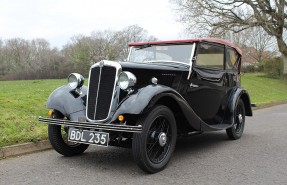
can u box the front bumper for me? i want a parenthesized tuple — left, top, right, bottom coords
(38, 117, 142, 133)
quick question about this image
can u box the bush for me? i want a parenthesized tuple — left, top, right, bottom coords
(242, 64, 263, 73)
(263, 57, 284, 79)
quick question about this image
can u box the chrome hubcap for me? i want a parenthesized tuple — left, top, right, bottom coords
(158, 132, 167, 147)
(238, 114, 243, 124)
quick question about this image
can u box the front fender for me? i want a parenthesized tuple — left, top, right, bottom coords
(113, 85, 172, 116)
(46, 85, 87, 121)
(112, 85, 202, 130)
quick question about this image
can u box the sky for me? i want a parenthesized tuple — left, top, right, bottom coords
(0, 0, 186, 49)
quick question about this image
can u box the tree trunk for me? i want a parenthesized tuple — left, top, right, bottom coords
(276, 37, 287, 78)
(283, 54, 287, 79)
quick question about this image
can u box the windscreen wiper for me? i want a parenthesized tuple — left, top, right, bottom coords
(135, 44, 152, 50)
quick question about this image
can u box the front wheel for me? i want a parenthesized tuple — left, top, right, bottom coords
(48, 111, 89, 156)
(226, 99, 246, 140)
(132, 105, 177, 173)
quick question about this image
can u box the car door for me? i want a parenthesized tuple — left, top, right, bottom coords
(185, 42, 228, 125)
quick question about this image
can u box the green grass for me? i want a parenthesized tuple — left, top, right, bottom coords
(0, 73, 287, 147)
(0, 79, 65, 147)
(241, 73, 287, 105)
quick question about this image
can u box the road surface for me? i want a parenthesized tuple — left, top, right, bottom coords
(1, 104, 287, 185)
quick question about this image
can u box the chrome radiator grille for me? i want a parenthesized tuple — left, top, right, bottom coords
(87, 62, 119, 121)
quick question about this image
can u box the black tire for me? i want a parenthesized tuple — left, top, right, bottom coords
(48, 111, 89, 156)
(226, 99, 246, 140)
(132, 105, 177, 173)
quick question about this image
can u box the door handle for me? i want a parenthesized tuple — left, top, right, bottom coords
(190, 83, 199, 88)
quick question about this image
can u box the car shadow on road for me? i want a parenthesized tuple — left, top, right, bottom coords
(175, 131, 229, 152)
(54, 131, 245, 175)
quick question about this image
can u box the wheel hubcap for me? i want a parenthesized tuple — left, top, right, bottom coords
(238, 114, 243, 124)
(234, 104, 244, 134)
(158, 132, 167, 147)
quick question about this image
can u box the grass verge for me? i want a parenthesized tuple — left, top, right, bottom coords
(0, 79, 65, 147)
(241, 73, 287, 105)
(0, 73, 287, 147)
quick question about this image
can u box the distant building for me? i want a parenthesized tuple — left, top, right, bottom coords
(241, 46, 272, 67)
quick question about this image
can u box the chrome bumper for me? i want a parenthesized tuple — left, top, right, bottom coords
(38, 117, 142, 133)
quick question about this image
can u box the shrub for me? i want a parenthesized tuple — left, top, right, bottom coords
(263, 57, 284, 79)
(242, 64, 263, 73)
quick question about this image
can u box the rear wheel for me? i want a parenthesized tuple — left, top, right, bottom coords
(226, 99, 246, 140)
(48, 111, 89, 156)
(132, 105, 177, 173)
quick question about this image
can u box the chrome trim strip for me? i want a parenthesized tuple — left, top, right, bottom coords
(93, 65, 102, 120)
(39, 117, 142, 133)
(188, 43, 196, 80)
(145, 60, 190, 67)
(86, 60, 122, 123)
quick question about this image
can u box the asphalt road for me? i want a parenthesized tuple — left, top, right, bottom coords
(1, 104, 287, 185)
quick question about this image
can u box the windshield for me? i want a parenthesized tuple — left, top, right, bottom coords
(128, 44, 194, 65)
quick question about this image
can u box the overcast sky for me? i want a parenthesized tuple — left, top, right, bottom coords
(0, 0, 186, 49)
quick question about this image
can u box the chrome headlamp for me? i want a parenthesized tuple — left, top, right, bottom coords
(118, 71, 137, 90)
(68, 73, 84, 90)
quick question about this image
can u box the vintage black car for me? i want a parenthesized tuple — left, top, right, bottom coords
(39, 38, 252, 173)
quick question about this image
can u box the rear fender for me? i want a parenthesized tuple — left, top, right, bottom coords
(224, 87, 253, 124)
(46, 85, 87, 121)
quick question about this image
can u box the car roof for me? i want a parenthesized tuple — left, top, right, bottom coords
(128, 38, 242, 55)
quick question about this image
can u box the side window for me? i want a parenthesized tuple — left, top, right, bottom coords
(226, 48, 239, 69)
(196, 43, 224, 69)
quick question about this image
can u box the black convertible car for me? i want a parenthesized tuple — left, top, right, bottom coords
(39, 38, 252, 173)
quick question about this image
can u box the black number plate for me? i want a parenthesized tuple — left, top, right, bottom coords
(68, 128, 109, 147)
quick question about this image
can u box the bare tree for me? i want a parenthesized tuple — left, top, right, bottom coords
(63, 35, 93, 75)
(91, 30, 122, 61)
(0, 38, 71, 80)
(64, 25, 157, 76)
(245, 27, 277, 63)
(172, 0, 287, 76)
(29, 38, 70, 78)
(0, 38, 5, 76)
(116, 25, 157, 60)
(4, 38, 31, 73)
(224, 27, 277, 64)
(0, 25, 157, 80)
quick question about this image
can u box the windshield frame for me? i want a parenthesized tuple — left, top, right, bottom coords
(127, 43, 196, 67)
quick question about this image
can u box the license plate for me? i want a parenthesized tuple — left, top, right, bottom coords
(68, 128, 109, 147)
